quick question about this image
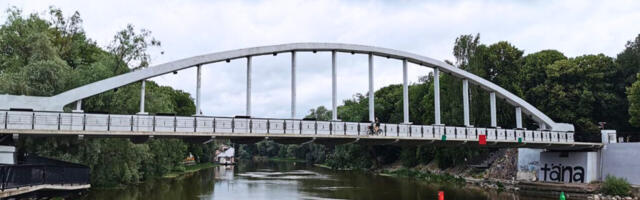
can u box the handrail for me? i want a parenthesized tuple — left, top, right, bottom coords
(0, 110, 579, 144)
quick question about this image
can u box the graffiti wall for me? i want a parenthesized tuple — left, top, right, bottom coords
(538, 151, 599, 183)
(517, 148, 542, 181)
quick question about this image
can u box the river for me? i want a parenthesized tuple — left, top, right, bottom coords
(81, 161, 548, 200)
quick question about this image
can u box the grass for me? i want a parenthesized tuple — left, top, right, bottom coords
(163, 162, 218, 178)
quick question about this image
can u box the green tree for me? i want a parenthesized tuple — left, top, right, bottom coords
(628, 73, 640, 127)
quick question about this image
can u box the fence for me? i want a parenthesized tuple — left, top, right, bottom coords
(0, 156, 89, 191)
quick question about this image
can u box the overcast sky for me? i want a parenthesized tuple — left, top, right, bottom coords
(2, 0, 640, 118)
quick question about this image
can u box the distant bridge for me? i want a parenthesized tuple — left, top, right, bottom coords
(0, 43, 599, 150)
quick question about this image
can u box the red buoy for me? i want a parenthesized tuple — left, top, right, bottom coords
(438, 191, 444, 200)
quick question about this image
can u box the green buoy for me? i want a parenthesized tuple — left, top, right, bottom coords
(518, 138, 523, 143)
(441, 135, 446, 141)
(559, 191, 566, 200)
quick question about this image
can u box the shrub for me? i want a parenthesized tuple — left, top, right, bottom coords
(601, 175, 631, 196)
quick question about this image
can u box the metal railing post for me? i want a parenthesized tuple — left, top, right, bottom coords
(107, 114, 111, 131)
(82, 114, 86, 131)
(4, 112, 7, 129)
(174, 116, 177, 132)
(31, 112, 35, 129)
(130, 115, 134, 132)
(57, 113, 61, 130)
(152, 115, 156, 132)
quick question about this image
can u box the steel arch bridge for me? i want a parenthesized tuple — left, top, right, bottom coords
(0, 43, 597, 149)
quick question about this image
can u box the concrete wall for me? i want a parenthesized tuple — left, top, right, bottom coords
(538, 151, 599, 183)
(601, 143, 640, 185)
(517, 148, 542, 181)
(0, 145, 15, 164)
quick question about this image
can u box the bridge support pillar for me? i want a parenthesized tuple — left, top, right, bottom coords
(138, 80, 147, 114)
(515, 107, 522, 129)
(73, 99, 83, 113)
(463, 79, 470, 127)
(368, 53, 375, 122)
(403, 59, 410, 124)
(246, 57, 252, 117)
(291, 51, 296, 119)
(196, 65, 202, 116)
(434, 67, 441, 125)
(332, 51, 338, 121)
(490, 92, 497, 127)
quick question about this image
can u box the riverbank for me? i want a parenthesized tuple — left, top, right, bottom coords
(163, 162, 218, 178)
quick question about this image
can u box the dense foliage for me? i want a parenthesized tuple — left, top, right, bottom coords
(0, 7, 217, 187)
(601, 175, 632, 196)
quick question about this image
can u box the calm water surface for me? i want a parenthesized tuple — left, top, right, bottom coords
(82, 161, 548, 200)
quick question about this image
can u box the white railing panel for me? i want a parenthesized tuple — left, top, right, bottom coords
(468, 127, 478, 140)
(301, 121, 316, 135)
(550, 131, 559, 143)
(317, 121, 331, 135)
(567, 132, 574, 142)
(109, 114, 132, 132)
(455, 127, 466, 139)
(0, 111, 6, 130)
(132, 115, 153, 132)
(195, 117, 214, 133)
(496, 129, 506, 141)
(410, 125, 423, 138)
(515, 130, 524, 142)
(251, 119, 268, 134)
(345, 122, 358, 136)
(268, 120, 285, 134)
(384, 124, 397, 137)
(359, 123, 369, 136)
(506, 130, 516, 141)
(175, 116, 195, 132)
(487, 128, 496, 140)
(233, 118, 250, 133)
(445, 127, 455, 140)
(541, 131, 550, 142)
(85, 114, 108, 131)
(7, 111, 33, 130)
(285, 120, 301, 134)
(154, 116, 175, 132)
(398, 124, 409, 137)
(533, 131, 542, 141)
(525, 131, 534, 142)
(33, 112, 59, 130)
(432, 126, 442, 139)
(215, 118, 233, 133)
(558, 132, 567, 143)
(332, 122, 345, 135)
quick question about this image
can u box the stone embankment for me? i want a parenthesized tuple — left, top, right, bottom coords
(587, 194, 638, 200)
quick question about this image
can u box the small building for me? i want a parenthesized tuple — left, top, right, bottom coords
(0, 145, 15, 164)
(215, 146, 235, 165)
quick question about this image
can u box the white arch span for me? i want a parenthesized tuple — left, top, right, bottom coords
(0, 43, 574, 131)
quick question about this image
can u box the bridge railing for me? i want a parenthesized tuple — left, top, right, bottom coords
(0, 110, 574, 143)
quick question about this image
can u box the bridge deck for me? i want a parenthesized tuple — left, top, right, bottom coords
(0, 111, 601, 150)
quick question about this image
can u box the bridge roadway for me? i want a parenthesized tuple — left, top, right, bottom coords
(0, 110, 601, 150)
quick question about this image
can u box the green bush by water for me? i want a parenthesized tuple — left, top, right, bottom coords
(601, 175, 632, 196)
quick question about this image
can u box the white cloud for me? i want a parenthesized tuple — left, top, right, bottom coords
(2, 0, 639, 118)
